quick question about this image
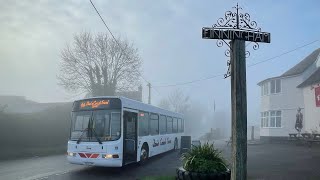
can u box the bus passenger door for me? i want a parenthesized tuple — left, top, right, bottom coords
(123, 110, 138, 164)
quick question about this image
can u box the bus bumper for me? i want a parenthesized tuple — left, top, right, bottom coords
(67, 156, 123, 167)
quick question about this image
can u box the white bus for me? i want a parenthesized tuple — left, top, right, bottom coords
(67, 96, 184, 167)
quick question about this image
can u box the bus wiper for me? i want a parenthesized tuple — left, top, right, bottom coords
(89, 127, 102, 144)
(86, 117, 102, 144)
(76, 118, 102, 144)
(76, 128, 88, 144)
(77, 118, 91, 144)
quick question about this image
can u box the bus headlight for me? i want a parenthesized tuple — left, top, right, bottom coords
(68, 152, 76, 157)
(102, 154, 113, 159)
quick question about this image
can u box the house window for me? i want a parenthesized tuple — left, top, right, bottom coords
(270, 79, 281, 94)
(269, 110, 281, 127)
(261, 82, 269, 96)
(261, 110, 281, 128)
(316, 56, 320, 68)
(261, 112, 269, 127)
(276, 111, 281, 127)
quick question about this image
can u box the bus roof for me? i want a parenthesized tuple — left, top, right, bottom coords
(74, 96, 184, 118)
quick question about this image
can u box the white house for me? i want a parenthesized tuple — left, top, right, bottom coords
(258, 48, 320, 141)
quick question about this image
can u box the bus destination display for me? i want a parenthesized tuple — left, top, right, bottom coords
(73, 98, 121, 111)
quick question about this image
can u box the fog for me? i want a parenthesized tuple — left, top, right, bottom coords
(2, 1, 319, 110)
(1, 0, 320, 143)
(1, 1, 320, 179)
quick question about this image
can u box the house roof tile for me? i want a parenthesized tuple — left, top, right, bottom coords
(281, 48, 320, 77)
(297, 67, 320, 88)
(258, 48, 320, 85)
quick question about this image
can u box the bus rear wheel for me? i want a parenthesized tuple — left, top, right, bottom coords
(139, 145, 148, 165)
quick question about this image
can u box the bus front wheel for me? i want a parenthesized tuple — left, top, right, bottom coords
(139, 144, 148, 165)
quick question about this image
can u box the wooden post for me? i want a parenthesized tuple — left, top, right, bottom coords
(201, 4, 270, 179)
(230, 39, 247, 180)
(147, 83, 151, 104)
(251, 126, 254, 140)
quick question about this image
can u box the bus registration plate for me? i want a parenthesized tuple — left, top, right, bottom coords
(84, 162, 94, 165)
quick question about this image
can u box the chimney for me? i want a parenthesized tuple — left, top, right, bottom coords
(138, 85, 143, 102)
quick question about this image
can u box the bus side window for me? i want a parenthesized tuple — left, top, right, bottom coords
(160, 115, 167, 134)
(138, 111, 149, 136)
(182, 119, 184, 132)
(173, 118, 178, 133)
(111, 113, 120, 140)
(178, 118, 184, 133)
(167, 117, 173, 134)
(150, 113, 159, 135)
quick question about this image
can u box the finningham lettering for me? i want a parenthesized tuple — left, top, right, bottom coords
(80, 100, 109, 108)
(204, 28, 270, 43)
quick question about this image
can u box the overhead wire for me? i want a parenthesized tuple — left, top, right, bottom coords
(89, 0, 165, 100)
(89, 0, 150, 84)
(89, 0, 319, 100)
(155, 74, 225, 88)
(247, 40, 319, 67)
(154, 40, 319, 88)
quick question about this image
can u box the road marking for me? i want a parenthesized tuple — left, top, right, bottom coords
(21, 170, 69, 180)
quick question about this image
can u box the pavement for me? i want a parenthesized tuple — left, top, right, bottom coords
(1, 140, 320, 180)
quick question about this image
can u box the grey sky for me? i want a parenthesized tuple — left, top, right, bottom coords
(1, 0, 320, 125)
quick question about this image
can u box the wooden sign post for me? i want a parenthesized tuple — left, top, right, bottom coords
(202, 4, 270, 180)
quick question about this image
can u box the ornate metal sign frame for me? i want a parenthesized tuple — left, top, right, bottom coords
(202, 3, 270, 78)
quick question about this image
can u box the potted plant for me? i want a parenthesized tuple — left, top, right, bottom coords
(176, 142, 230, 180)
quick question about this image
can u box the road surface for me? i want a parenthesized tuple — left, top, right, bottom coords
(1, 140, 320, 180)
(0, 150, 181, 180)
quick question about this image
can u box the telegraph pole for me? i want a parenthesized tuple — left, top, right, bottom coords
(251, 126, 255, 140)
(147, 83, 151, 104)
(202, 4, 270, 180)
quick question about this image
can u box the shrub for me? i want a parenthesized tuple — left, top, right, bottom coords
(181, 142, 227, 173)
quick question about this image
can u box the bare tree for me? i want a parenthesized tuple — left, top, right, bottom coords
(184, 102, 207, 135)
(168, 89, 190, 114)
(58, 32, 142, 97)
(158, 89, 190, 114)
(159, 90, 214, 136)
(0, 104, 8, 113)
(159, 90, 210, 136)
(158, 99, 171, 110)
